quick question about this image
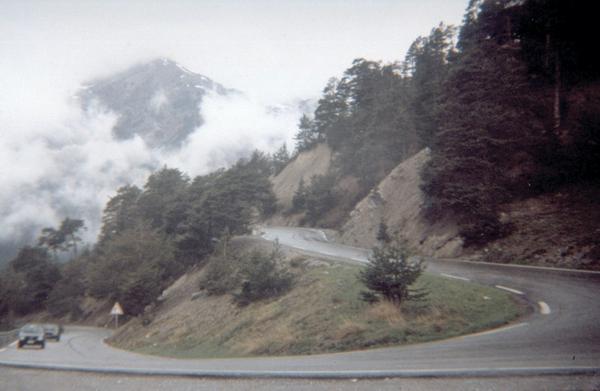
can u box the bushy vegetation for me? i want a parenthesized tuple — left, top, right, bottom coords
(201, 241, 293, 306)
(235, 248, 293, 306)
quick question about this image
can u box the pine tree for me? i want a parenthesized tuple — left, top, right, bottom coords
(271, 143, 290, 175)
(38, 227, 65, 260)
(358, 240, 426, 306)
(408, 23, 457, 148)
(304, 174, 337, 225)
(99, 185, 142, 244)
(313, 77, 348, 148)
(137, 167, 189, 230)
(376, 219, 391, 243)
(294, 114, 319, 152)
(292, 177, 307, 212)
(58, 218, 85, 257)
(422, 0, 546, 245)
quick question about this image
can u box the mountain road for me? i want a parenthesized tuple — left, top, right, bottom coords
(1, 226, 599, 379)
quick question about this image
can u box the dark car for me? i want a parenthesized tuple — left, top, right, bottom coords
(42, 324, 62, 341)
(17, 324, 45, 349)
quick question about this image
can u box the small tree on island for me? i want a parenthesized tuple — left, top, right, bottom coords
(376, 219, 391, 244)
(358, 240, 427, 306)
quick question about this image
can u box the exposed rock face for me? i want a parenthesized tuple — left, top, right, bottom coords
(340, 148, 463, 257)
(271, 143, 332, 210)
(78, 57, 235, 149)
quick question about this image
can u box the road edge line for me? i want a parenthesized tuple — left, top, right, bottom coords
(440, 273, 470, 281)
(495, 285, 524, 295)
(436, 258, 600, 275)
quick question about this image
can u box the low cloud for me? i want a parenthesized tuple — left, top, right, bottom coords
(0, 76, 302, 257)
(163, 92, 300, 174)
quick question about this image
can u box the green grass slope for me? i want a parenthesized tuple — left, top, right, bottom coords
(108, 244, 526, 358)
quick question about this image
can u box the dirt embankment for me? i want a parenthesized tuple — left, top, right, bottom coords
(268, 143, 332, 226)
(477, 183, 600, 270)
(272, 143, 332, 208)
(340, 148, 463, 257)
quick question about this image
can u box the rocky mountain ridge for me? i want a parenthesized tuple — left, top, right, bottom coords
(78, 57, 236, 149)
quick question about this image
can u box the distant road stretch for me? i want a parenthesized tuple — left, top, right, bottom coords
(1, 226, 599, 378)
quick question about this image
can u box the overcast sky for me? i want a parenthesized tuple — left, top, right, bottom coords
(0, 0, 467, 249)
(1, 0, 466, 103)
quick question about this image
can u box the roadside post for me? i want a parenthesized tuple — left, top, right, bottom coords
(110, 302, 124, 328)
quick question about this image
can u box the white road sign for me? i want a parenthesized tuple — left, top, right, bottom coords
(110, 302, 124, 316)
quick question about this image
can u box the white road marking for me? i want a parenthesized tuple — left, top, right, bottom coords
(440, 273, 470, 281)
(0, 348, 6, 352)
(538, 301, 551, 315)
(495, 285, 524, 295)
(9, 340, 18, 347)
(315, 230, 329, 242)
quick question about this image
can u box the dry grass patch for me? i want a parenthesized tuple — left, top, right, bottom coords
(367, 301, 407, 327)
(334, 319, 368, 340)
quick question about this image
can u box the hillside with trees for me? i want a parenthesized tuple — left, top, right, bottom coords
(288, 0, 599, 268)
(2, 0, 598, 332)
(0, 152, 278, 326)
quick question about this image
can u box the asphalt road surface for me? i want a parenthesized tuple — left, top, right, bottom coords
(1, 226, 599, 383)
(262, 227, 600, 370)
(2, 366, 600, 391)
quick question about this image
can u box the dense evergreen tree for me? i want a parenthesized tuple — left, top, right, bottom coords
(304, 174, 337, 225)
(518, 0, 600, 183)
(423, 0, 547, 244)
(407, 23, 457, 148)
(359, 240, 426, 306)
(376, 219, 391, 244)
(294, 114, 320, 152)
(38, 227, 65, 260)
(88, 226, 177, 315)
(99, 185, 142, 244)
(306, 58, 420, 190)
(7, 246, 60, 314)
(234, 245, 293, 306)
(58, 218, 85, 257)
(271, 143, 291, 175)
(291, 177, 307, 212)
(313, 77, 348, 148)
(137, 167, 189, 230)
(46, 257, 87, 319)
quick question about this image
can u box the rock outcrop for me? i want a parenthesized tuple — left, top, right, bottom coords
(340, 148, 463, 257)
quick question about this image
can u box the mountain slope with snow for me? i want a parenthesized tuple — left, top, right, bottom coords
(79, 58, 237, 149)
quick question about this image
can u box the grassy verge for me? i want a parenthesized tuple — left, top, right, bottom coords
(112, 259, 526, 358)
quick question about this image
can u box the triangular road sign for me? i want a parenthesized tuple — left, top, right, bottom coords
(110, 302, 124, 316)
